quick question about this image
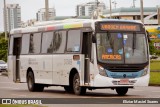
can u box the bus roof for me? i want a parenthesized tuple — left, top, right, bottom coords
(10, 19, 143, 35)
(100, 18, 143, 24)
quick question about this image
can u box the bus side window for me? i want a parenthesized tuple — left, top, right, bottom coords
(29, 33, 42, 54)
(21, 34, 30, 54)
(41, 32, 54, 54)
(67, 30, 81, 52)
(53, 31, 66, 53)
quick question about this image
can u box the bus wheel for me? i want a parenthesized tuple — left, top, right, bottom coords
(116, 87, 128, 96)
(64, 86, 73, 93)
(73, 73, 86, 95)
(36, 84, 44, 92)
(27, 71, 44, 92)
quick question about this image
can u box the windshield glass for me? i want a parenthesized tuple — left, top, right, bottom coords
(96, 33, 148, 64)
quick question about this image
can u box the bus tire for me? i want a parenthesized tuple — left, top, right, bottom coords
(27, 71, 44, 92)
(116, 87, 128, 96)
(64, 86, 73, 93)
(73, 73, 86, 95)
(36, 84, 44, 92)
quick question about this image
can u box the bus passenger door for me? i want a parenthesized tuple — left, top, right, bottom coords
(13, 37, 21, 82)
(82, 32, 92, 84)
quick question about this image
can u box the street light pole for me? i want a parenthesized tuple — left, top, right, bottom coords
(45, 0, 49, 21)
(109, 0, 112, 19)
(140, 0, 144, 24)
(158, 7, 160, 25)
(96, 0, 99, 18)
(3, 0, 7, 40)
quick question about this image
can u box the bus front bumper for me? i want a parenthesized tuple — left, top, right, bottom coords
(92, 74, 149, 87)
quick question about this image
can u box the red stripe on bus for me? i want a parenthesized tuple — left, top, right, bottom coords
(47, 26, 55, 31)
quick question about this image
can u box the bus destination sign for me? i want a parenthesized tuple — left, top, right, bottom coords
(100, 23, 140, 31)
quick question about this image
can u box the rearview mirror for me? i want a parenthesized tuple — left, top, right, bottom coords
(146, 31, 151, 43)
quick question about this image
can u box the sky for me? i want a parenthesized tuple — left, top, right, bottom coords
(0, 0, 160, 31)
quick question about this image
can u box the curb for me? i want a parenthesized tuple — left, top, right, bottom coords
(150, 70, 160, 72)
(149, 84, 160, 86)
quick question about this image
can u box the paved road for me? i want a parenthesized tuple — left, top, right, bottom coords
(0, 73, 160, 107)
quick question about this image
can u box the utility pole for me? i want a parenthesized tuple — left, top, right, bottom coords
(3, 0, 7, 40)
(140, 0, 144, 24)
(45, 0, 49, 21)
(96, 0, 99, 18)
(158, 7, 160, 25)
(109, 0, 112, 19)
(96, 0, 99, 8)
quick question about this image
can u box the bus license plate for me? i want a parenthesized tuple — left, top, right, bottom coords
(120, 79, 129, 84)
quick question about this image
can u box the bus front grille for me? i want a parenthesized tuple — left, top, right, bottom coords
(106, 66, 144, 72)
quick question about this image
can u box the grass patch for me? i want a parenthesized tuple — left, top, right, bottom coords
(150, 60, 160, 71)
(149, 72, 160, 85)
(0, 105, 46, 107)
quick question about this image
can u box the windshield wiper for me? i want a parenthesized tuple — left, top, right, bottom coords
(132, 34, 136, 55)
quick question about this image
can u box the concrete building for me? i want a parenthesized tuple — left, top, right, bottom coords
(76, 1, 106, 16)
(36, 8, 56, 21)
(103, 7, 159, 25)
(4, 4, 21, 31)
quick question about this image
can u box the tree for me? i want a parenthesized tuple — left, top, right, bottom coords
(149, 40, 156, 55)
(0, 34, 8, 62)
(0, 32, 6, 39)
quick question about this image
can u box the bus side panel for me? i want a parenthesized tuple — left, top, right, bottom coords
(80, 55, 85, 86)
(20, 55, 53, 84)
(40, 55, 53, 84)
(20, 55, 27, 82)
(89, 43, 99, 86)
(52, 54, 84, 86)
(8, 55, 16, 82)
(89, 62, 98, 86)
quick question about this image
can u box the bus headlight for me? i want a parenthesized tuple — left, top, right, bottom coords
(98, 65, 107, 76)
(141, 66, 148, 76)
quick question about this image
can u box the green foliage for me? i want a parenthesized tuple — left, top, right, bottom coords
(0, 32, 6, 39)
(152, 39, 160, 43)
(150, 39, 160, 56)
(0, 33, 8, 62)
(150, 60, 160, 71)
(149, 40, 156, 55)
(155, 50, 160, 55)
(149, 72, 160, 85)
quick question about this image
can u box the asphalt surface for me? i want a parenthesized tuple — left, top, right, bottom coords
(0, 73, 160, 107)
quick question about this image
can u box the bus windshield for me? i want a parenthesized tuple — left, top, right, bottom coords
(96, 32, 148, 64)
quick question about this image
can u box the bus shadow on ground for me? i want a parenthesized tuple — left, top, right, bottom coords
(10, 88, 141, 98)
(43, 89, 139, 98)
